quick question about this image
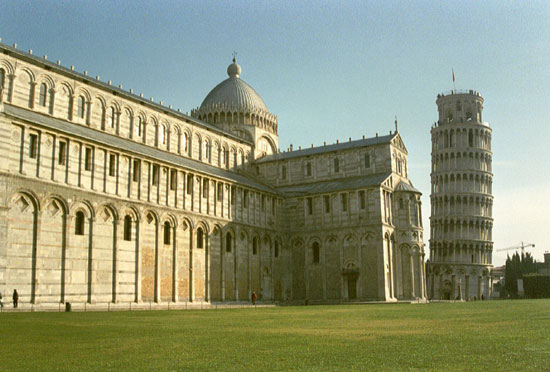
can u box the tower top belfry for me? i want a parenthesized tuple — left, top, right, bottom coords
(435, 90, 484, 126)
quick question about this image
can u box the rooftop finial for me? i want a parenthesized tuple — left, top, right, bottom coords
(395, 115, 398, 133)
(227, 53, 241, 78)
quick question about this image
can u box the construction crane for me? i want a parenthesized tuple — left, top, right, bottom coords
(496, 242, 535, 255)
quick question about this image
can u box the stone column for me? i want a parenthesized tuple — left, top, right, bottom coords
(322, 240, 327, 301)
(234, 234, 239, 301)
(172, 225, 178, 302)
(477, 275, 482, 299)
(112, 218, 119, 303)
(409, 251, 415, 299)
(221, 232, 225, 301)
(135, 219, 141, 303)
(154, 220, 160, 303)
(189, 228, 194, 301)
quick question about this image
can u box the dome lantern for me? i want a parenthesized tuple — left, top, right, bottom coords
(227, 58, 241, 78)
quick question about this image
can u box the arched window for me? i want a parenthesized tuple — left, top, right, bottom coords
(75, 211, 85, 235)
(134, 117, 142, 138)
(183, 132, 189, 153)
(101, 105, 106, 129)
(123, 215, 132, 241)
(108, 107, 116, 128)
(334, 158, 340, 173)
(160, 125, 166, 145)
(163, 221, 171, 244)
(306, 162, 312, 176)
(197, 227, 204, 249)
(66, 90, 73, 120)
(226, 232, 232, 252)
(39, 83, 47, 106)
(204, 140, 210, 161)
(274, 241, 279, 258)
(0, 69, 5, 91)
(77, 96, 85, 119)
(253, 237, 258, 255)
(312, 242, 320, 263)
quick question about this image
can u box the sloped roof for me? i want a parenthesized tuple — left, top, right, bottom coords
(395, 181, 421, 194)
(0, 42, 251, 145)
(256, 133, 397, 163)
(3, 104, 277, 194)
(277, 173, 391, 197)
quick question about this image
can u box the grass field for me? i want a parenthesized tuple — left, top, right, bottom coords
(1, 300, 549, 371)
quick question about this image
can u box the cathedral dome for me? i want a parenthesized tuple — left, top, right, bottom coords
(191, 58, 279, 144)
(199, 59, 268, 113)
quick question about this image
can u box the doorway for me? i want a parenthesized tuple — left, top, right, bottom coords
(348, 275, 357, 300)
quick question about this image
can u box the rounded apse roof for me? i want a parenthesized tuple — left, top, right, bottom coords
(199, 59, 268, 113)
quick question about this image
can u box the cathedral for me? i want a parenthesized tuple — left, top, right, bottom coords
(0, 41, 426, 309)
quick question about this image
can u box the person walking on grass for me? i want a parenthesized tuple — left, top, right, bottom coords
(13, 289, 18, 308)
(252, 291, 257, 306)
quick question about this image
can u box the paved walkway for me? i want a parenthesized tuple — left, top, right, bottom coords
(0, 301, 277, 313)
(0, 298, 428, 313)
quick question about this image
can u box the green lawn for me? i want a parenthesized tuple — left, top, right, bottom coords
(1, 300, 549, 371)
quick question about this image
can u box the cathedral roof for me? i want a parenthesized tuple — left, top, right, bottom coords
(255, 133, 398, 163)
(199, 59, 269, 113)
(395, 181, 421, 194)
(4, 104, 277, 194)
(277, 173, 391, 196)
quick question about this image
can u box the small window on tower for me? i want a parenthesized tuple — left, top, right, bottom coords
(77, 96, 85, 119)
(29, 133, 38, 159)
(170, 169, 177, 190)
(324, 195, 331, 213)
(203, 179, 209, 198)
(109, 154, 116, 177)
(341, 193, 347, 212)
(253, 237, 258, 255)
(75, 211, 85, 235)
(152, 164, 159, 186)
(132, 160, 140, 182)
(364, 153, 371, 168)
(312, 242, 320, 263)
(84, 147, 93, 171)
(58, 141, 67, 166)
(217, 183, 223, 200)
(187, 174, 193, 194)
(123, 215, 132, 241)
(163, 221, 171, 245)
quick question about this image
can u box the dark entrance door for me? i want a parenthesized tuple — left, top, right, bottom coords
(348, 275, 357, 300)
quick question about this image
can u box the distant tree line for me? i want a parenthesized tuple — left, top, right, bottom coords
(504, 252, 550, 298)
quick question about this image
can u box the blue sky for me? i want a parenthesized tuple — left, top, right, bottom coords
(1, 0, 549, 265)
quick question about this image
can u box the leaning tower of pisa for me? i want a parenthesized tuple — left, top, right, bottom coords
(426, 90, 494, 300)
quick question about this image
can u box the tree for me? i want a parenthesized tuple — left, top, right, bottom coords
(504, 252, 537, 297)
